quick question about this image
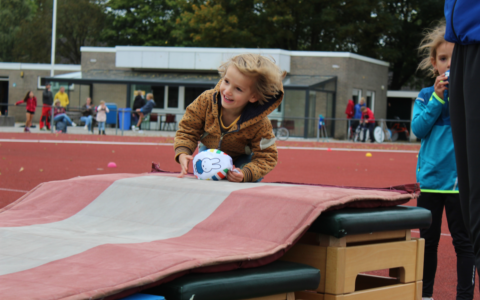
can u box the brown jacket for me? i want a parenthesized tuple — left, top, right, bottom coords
(174, 81, 284, 182)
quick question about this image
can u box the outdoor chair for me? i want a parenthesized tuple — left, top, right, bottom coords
(162, 114, 176, 131)
(282, 120, 295, 134)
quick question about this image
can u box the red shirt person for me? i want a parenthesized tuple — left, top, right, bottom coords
(345, 99, 355, 119)
(360, 106, 375, 143)
(15, 91, 37, 132)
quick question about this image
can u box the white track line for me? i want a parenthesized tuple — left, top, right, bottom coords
(0, 139, 419, 153)
(412, 229, 451, 237)
(0, 188, 29, 193)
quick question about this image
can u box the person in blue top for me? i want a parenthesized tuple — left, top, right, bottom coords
(132, 93, 155, 132)
(413, 21, 475, 300)
(445, 0, 480, 277)
(351, 97, 365, 134)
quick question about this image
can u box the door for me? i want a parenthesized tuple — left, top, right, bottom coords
(0, 81, 8, 115)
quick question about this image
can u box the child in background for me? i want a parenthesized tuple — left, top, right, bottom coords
(52, 100, 76, 129)
(175, 53, 285, 182)
(133, 93, 155, 132)
(96, 100, 109, 135)
(15, 91, 37, 132)
(412, 21, 475, 300)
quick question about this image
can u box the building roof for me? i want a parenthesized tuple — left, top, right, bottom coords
(0, 62, 80, 71)
(44, 70, 336, 90)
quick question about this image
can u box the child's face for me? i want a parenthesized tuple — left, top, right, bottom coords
(29, 92, 34, 98)
(220, 66, 258, 114)
(431, 42, 454, 76)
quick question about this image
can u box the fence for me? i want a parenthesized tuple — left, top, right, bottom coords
(2, 103, 414, 142)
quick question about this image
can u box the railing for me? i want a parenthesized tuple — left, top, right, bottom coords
(1, 103, 414, 142)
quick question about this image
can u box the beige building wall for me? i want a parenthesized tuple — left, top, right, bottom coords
(290, 56, 388, 138)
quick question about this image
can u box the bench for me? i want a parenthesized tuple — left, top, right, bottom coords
(281, 206, 431, 300)
(144, 261, 320, 300)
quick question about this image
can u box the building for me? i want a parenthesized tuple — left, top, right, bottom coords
(1, 47, 389, 138)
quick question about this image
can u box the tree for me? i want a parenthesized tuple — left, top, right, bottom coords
(0, 0, 36, 62)
(103, 0, 181, 46)
(13, 0, 106, 64)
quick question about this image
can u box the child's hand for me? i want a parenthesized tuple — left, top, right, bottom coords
(434, 73, 449, 100)
(178, 154, 193, 178)
(227, 166, 244, 182)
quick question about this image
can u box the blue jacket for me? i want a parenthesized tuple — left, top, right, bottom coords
(141, 100, 155, 114)
(412, 86, 458, 193)
(445, 0, 480, 45)
(353, 103, 364, 119)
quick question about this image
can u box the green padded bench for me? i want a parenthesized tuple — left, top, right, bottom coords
(309, 205, 432, 238)
(282, 206, 432, 300)
(144, 261, 320, 300)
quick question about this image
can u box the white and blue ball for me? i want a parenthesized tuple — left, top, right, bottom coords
(193, 149, 233, 180)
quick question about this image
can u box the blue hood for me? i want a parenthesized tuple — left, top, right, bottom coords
(445, 0, 480, 45)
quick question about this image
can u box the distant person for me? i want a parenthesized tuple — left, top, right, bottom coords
(81, 97, 94, 132)
(15, 91, 37, 133)
(54, 87, 69, 108)
(345, 99, 355, 138)
(132, 90, 146, 129)
(132, 93, 155, 132)
(53, 100, 76, 129)
(446, 0, 480, 277)
(96, 100, 109, 135)
(413, 21, 475, 300)
(360, 106, 375, 143)
(40, 82, 53, 130)
(352, 97, 365, 131)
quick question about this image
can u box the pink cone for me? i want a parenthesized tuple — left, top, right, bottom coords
(107, 162, 117, 168)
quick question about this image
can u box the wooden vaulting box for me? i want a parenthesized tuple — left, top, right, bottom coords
(281, 206, 432, 300)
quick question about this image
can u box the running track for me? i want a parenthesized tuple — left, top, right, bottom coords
(0, 133, 477, 299)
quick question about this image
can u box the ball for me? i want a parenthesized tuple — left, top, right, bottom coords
(193, 149, 233, 180)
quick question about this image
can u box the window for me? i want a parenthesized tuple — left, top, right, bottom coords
(38, 77, 74, 90)
(152, 86, 165, 109)
(352, 88, 362, 104)
(366, 90, 375, 112)
(184, 87, 206, 109)
(167, 86, 179, 108)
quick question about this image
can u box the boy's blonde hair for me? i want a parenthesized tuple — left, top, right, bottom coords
(218, 54, 286, 105)
(418, 20, 447, 77)
(146, 93, 153, 100)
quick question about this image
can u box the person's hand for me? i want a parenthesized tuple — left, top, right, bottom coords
(136, 109, 140, 112)
(434, 73, 449, 100)
(227, 166, 244, 182)
(178, 154, 193, 178)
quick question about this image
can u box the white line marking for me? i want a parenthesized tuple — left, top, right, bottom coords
(0, 139, 419, 153)
(0, 188, 29, 193)
(411, 229, 451, 237)
(277, 146, 419, 153)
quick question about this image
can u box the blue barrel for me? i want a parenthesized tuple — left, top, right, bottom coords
(105, 103, 117, 125)
(118, 108, 131, 130)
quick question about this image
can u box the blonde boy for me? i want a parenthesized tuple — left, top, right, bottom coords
(175, 54, 286, 182)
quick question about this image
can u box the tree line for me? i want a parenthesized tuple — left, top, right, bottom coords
(1, 0, 444, 89)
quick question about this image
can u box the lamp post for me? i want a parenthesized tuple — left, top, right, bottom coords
(50, 0, 57, 77)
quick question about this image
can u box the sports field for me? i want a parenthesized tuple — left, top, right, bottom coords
(0, 132, 477, 299)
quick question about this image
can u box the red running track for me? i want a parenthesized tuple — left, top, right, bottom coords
(0, 132, 477, 299)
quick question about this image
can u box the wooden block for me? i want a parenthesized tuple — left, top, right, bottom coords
(320, 234, 346, 247)
(325, 247, 346, 294)
(342, 240, 417, 293)
(414, 238, 425, 281)
(415, 281, 423, 300)
(355, 274, 399, 291)
(345, 230, 408, 245)
(287, 292, 295, 300)
(295, 291, 325, 300)
(323, 282, 416, 300)
(281, 244, 327, 292)
(243, 293, 289, 300)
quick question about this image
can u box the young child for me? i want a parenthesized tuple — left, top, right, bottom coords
(133, 93, 155, 132)
(175, 53, 286, 182)
(96, 100, 109, 135)
(412, 21, 475, 300)
(15, 91, 37, 132)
